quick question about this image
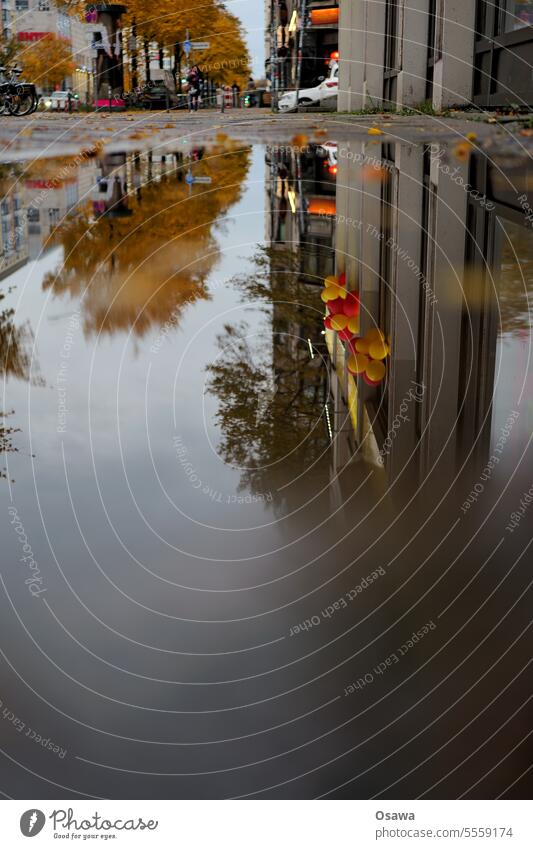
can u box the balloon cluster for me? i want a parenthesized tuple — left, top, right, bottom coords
(321, 273, 390, 386)
(321, 273, 360, 341)
(346, 328, 389, 386)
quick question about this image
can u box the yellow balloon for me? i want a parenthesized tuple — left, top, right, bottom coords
(324, 275, 339, 288)
(355, 337, 370, 354)
(321, 286, 337, 302)
(347, 353, 369, 374)
(365, 328, 385, 343)
(368, 340, 388, 360)
(347, 316, 359, 334)
(331, 314, 349, 331)
(366, 360, 386, 382)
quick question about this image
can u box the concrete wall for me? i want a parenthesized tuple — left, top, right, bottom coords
(432, 0, 476, 109)
(338, 0, 476, 112)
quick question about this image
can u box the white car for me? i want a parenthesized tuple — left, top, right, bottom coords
(278, 62, 338, 112)
(43, 91, 79, 111)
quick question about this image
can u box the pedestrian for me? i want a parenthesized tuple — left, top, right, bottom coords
(67, 89, 73, 113)
(187, 65, 203, 112)
(231, 80, 240, 108)
(246, 76, 256, 107)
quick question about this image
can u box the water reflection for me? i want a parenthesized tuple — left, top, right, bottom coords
(208, 246, 331, 504)
(264, 139, 533, 497)
(40, 145, 251, 337)
(0, 137, 531, 800)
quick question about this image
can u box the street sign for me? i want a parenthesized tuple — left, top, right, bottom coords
(183, 38, 191, 57)
(190, 42, 210, 50)
(185, 171, 213, 186)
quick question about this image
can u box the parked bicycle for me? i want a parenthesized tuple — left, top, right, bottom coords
(0, 66, 39, 116)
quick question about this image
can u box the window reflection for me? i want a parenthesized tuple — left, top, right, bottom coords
(502, 0, 533, 31)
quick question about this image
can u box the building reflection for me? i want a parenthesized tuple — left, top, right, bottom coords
(205, 143, 341, 505)
(330, 139, 533, 498)
(266, 140, 337, 283)
(0, 165, 29, 280)
(259, 139, 533, 507)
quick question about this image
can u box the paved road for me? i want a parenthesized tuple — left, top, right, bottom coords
(0, 108, 528, 161)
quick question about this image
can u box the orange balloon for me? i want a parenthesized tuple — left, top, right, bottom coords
(355, 338, 370, 354)
(366, 360, 386, 382)
(347, 353, 369, 374)
(368, 340, 388, 360)
(331, 314, 349, 331)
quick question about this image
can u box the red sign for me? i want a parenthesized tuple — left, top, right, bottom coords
(18, 31, 71, 42)
(17, 32, 49, 41)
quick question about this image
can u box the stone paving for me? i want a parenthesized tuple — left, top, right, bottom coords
(0, 108, 530, 161)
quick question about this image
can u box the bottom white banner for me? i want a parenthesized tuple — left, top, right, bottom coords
(1, 800, 531, 847)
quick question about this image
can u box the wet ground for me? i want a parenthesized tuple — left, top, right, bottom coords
(0, 115, 532, 799)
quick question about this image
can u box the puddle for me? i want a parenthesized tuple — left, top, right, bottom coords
(0, 137, 532, 799)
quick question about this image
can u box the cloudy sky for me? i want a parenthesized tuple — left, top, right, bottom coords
(231, 0, 265, 77)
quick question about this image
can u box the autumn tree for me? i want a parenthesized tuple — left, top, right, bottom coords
(63, 0, 250, 88)
(195, 5, 251, 87)
(0, 32, 20, 70)
(20, 33, 75, 90)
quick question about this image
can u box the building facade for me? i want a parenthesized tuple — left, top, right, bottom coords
(338, 0, 533, 111)
(13, 0, 94, 100)
(266, 0, 339, 97)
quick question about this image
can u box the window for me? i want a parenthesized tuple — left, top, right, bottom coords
(57, 12, 71, 37)
(65, 183, 78, 210)
(38, 0, 50, 10)
(501, 0, 533, 31)
(15, 0, 28, 10)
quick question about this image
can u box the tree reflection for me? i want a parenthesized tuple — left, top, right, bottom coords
(0, 296, 36, 383)
(0, 290, 42, 479)
(207, 246, 330, 501)
(0, 409, 19, 480)
(42, 146, 251, 337)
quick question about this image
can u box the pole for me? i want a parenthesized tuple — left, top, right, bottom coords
(295, 0, 307, 112)
(132, 19, 138, 88)
(270, 0, 277, 112)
